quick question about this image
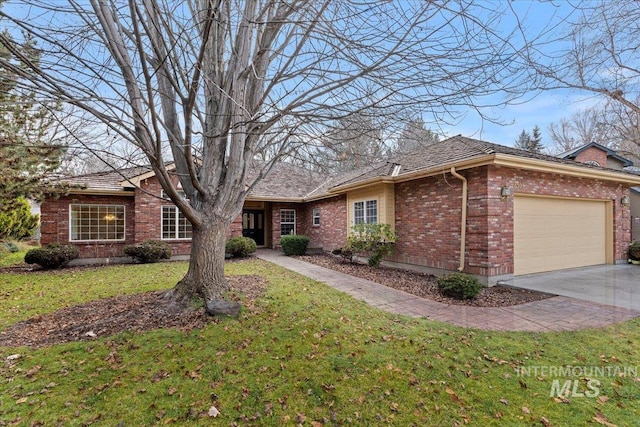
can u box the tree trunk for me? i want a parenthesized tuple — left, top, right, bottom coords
(169, 215, 231, 306)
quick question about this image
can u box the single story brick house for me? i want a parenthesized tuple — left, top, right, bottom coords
(40, 136, 640, 285)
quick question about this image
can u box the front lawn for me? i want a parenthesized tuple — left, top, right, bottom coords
(1, 259, 638, 426)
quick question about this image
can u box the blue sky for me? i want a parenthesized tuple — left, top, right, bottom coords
(440, 0, 589, 151)
(3, 0, 592, 153)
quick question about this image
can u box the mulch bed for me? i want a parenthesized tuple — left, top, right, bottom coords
(0, 275, 268, 349)
(297, 254, 554, 307)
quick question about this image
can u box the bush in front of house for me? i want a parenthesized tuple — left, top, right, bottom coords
(124, 240, 172, 263)
(437, 272, 482, 300)
(629, 241, 640, 261)
(280, 235, 310, 256)
(225, 236, 257, 258)
(24, 243, 80, 269)
(345, 223, 397, 267)
(3, 241, 20, 253)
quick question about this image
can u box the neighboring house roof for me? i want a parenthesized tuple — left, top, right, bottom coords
(558, 141, 634, 167)
(51, 136, 640, 201)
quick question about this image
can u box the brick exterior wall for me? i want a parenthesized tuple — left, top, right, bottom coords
(304, 195, 348, 251)
(392, 165, 631, 283)
(574, 147, 608, 167)
(269, 202, 308, 248)
(134, 178, 192, 256)
(40, 194, 136, 259)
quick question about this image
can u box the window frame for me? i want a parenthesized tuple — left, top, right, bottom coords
(161, 204, 192, 241)
(69, 204, 126, 242)
(353, 199, 378, 225)
(280, 209, 296, 236)
(312, 208, 320, 226)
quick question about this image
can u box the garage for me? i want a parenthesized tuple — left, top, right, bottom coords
(513, 196, 611, 275)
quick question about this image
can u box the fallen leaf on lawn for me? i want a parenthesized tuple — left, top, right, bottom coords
(553, 396, 570, 404)
(445, 388, 460, 402)
(167, 387, 177, 396)
(597, 396, 609, 404)
(540, 416, 550, 426)
(208, 405, 220, 417)
(593, 412, 617, 427)
(296, 413, 307, 423)
(26, 365, 41, 378)
(522, 406, 531, 414)
(15, 397, 28, 404)
(499, 398, 509, 405)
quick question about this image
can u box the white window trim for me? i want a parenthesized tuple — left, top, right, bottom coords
(312, 208, 320, 226)
(280, 209, 296, 236)
(69, 204, 126, 242)
(353, 199, 378, 225)
(161, 205, 192, 241)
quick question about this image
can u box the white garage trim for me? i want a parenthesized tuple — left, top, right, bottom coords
(513, 195, 613, 275)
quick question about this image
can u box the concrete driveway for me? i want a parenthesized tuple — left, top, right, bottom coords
(502, 264, 640, 311)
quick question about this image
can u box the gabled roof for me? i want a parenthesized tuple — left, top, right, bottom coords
(52, 136, 640, 200)
(559, 141, 634, 167)
(325, 135, 640, 192)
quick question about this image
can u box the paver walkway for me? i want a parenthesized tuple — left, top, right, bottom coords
(256, 250, 640, 332)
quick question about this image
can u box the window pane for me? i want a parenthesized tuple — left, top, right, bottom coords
(354, 201, 364, 225)
(70, 205, 125, 241)
(280, 209, 296, 235)
(162, 205, 192, 240)
(366, 200, 378, 224)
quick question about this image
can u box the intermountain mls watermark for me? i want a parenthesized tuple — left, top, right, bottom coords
(516, 365, 639, 398)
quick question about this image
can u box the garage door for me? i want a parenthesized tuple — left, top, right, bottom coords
(513, 196, 609, 275)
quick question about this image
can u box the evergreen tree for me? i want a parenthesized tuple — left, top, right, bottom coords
(529, 125, 544, 153)
(515, 129, 532, 150)
(515, 126, 544, 153)
(0, 20, 65, 211)
(394, 118, 440, 154)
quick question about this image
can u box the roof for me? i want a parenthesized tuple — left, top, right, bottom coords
(53, 136, 640, 200)
(559, 142, 634, 167)
(327, 135, 630, 190)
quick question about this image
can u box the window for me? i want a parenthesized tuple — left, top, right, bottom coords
(280, 209, 296, 236)
(312, 208, 320, 226)
(162, 205, 192, 240)
(353, 200, 378, 224)
(70, 204, 125, 241)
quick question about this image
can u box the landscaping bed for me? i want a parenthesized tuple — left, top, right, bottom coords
(297, 254, 554, 307)
(0, 274, 267, 348)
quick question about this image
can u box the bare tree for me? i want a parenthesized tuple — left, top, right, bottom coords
(548, 108, 611, 153)
(0, 0, 532, 306)
(520, 0, 640, 150)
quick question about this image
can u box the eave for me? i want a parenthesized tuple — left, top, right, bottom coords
(65, 188, 135, 197)
(326, 153, 640, 195)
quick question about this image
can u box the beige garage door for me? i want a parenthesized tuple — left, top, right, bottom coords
(513, 196, 609, 275)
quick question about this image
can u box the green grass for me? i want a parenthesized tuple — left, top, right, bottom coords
(1, 260, 639, 426)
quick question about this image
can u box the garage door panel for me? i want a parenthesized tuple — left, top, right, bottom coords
(514, 197, 608, 275)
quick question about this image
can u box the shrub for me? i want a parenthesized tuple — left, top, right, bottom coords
(124, 240, 172, 263)
(3, 241, 20, 253)
(225, 236, 257, 258)
(629, 241, 640, 261)
(437, 272, 482, 300)
(345, 223, 397, 267)
(24, 243, 79, 269)
(0, 197, 39, 240)
(280, 235, 310, 256)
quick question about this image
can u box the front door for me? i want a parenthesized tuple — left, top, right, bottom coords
(242, 210, 265, 246)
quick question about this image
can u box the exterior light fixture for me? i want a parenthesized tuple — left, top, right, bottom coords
(500, 186, 512, 198)
(621, 195, 631, 206)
